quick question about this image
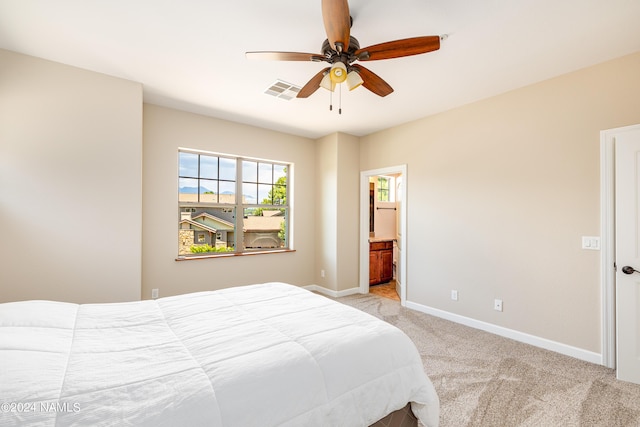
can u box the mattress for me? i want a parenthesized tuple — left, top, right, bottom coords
(0, 282, 439, 426)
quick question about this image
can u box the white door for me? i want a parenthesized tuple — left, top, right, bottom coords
(395, 176, 403, 297)
(615, 127, 640, 384)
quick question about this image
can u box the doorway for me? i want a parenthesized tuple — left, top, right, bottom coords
(359, 165, 407, 305)
(600, 123, 640, 384)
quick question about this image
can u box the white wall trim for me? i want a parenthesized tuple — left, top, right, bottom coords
(600, 129, 617, 369)
(303, 284, 361, 298)
(307, 279, 603, 364)
(406, 300, 603, 365)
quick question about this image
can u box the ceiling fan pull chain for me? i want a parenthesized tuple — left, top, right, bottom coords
(329, 90, 333, 111)
(339, 84, 342, 115)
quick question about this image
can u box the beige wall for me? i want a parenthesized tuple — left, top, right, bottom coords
(314, 133, 360, 292)
(5, 44, 640, 358)
(336, 133, 360, 291)
(315, 134, 339, 290)
(360, 52, 640, 353)
(142, 104, 316, 298)
(0, 49, 142, 303)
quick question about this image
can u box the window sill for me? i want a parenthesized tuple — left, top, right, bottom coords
(175, 249, 296, 261)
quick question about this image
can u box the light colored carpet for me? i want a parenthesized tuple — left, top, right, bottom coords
(332, 292, 640, 427)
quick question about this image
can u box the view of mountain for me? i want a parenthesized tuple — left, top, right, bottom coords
(179, 186, 208, 194)
(179, 187, 256, 200)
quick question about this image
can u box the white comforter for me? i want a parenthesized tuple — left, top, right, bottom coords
(0, 282, 439, 426)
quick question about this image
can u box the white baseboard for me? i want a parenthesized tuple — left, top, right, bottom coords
(303, 285, 602, 366)
(405, 300, 603, 366)
(303, 284, 361, 298)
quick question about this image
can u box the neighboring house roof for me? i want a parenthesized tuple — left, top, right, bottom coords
(182, 211, 282, 233)
(180, 219, 217, 234)
(243, 216, 283, 232)
(193, 212, 234, 230)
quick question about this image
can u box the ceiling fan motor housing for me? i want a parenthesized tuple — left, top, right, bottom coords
(322, 36, 361, 65)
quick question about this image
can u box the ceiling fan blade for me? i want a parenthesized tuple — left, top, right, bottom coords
(355, 36, 441, 61)
(246, 51, 325, 62)
(297, 67, 330, 98)
(322, 0, 351, 52)
(351, 64, 393, 97)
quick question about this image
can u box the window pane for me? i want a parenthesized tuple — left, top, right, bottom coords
(200, 179, 217, 203)
(273, 184, 286, 205)
(179, 207, 236, 256)
(377, 177, 391, 202)
(179, 178, 199, 202)
(243, 208, 286, 250)
(258, 184, 272, 204)
(378, 177, 389, 190)
(200, 155, 218, 179)
(243, 160, 257, 182)
(258, 163, 273, 184)
(274, 164, 286, 183)
(219, 157, 236, 181)
(179, 152, 198, 177)
(219, 181, 236, 204)
(242, 182, 257, 204)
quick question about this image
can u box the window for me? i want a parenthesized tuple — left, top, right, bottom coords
(377, 176, 396, 202)
(178, 149, 290, 257)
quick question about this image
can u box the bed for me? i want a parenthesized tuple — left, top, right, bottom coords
(0, 282, 439, 426)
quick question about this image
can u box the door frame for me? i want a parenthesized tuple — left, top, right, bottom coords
(359, 165, 408, 305)
(600, 123, 640, 369)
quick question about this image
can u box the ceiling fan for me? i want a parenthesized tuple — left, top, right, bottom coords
(246, 0, 442, 100)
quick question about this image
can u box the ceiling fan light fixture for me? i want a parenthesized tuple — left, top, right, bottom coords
(329, 62, 347, 84)
(320, 73, 336, 92)
(346, 70, 363, 91)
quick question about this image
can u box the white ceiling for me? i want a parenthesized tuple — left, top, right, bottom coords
(1, 0, 639, 139)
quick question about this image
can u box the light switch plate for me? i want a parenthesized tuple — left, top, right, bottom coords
(581, 236, 600, 250)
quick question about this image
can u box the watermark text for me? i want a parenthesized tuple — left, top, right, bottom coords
(1, 401, 80, 414)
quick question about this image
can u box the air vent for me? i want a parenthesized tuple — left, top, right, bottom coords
(264, 80, 301, 101)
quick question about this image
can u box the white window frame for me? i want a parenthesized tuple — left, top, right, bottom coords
(177, 148, 291, 258)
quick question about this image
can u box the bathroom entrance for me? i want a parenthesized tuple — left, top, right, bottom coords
(359, 165, 407, 305)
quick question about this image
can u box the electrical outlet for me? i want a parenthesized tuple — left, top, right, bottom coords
(451, 290, 458, 301)
(320, 270, 325, 278)
(151, 288, 159, 299)
(494, 299, 503, 312)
